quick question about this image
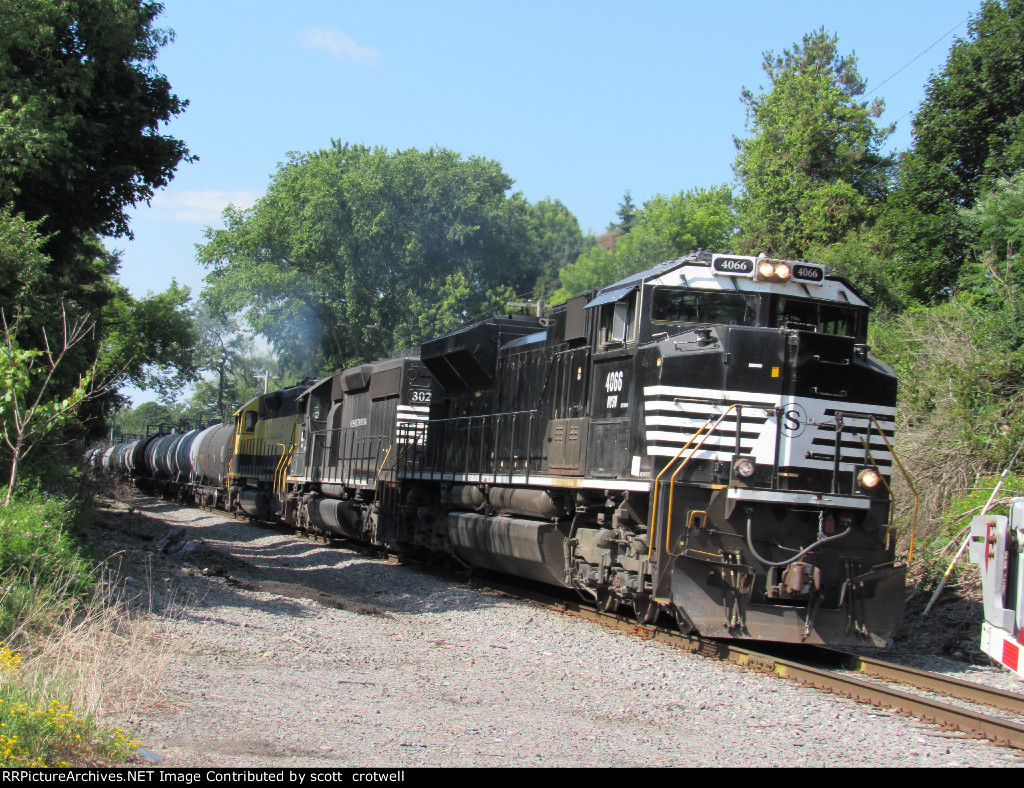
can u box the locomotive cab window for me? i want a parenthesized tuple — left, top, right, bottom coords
(771, 296, 863, 338)
(651, 287, 758, 326)
(598, 295, 636, 346)
(243, 411, 257, 432)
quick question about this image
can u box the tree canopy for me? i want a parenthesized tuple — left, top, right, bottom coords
(199, 143, 543, 373)
(0, 0, 192, 268)
(884, 0, 1024, 301)
(733, 28, 894, 257)
(551, 185, 736, 302)
(0, 0, 196, 476)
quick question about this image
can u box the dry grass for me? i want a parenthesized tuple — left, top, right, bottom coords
(890, 412, 995, 557)
(6, 565, 178, 723)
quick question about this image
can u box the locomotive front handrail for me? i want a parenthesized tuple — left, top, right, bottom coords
(857, 415, 918, 564)
(648, 403, 740, 561)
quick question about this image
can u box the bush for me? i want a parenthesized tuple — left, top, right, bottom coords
(0, 486, 96, 640)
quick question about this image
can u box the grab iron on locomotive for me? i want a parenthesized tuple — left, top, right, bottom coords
(92, 251, 906, 646)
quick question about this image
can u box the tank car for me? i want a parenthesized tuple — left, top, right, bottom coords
(188, 422, 235, 508)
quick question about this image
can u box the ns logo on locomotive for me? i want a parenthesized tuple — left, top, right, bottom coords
(95, 251, 904, 646)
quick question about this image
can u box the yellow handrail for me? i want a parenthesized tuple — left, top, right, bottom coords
(648, 404, 738, 560)
(665, 405, 739, 554)
(273, 443, 296, 499)
(648, 426, 710, 560)
(376, 444, 393, 482)
(858, 416, 919, 564)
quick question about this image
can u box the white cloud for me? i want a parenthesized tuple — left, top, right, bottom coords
(150, 190, 260, 224)
(300, 26, 379, 65)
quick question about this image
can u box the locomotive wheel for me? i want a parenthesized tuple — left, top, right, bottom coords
(634, 595, 661, 625)
(597, 589, 620, 613)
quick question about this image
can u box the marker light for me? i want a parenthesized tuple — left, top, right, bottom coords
(734, 458, 756, 478)
(858, 468, 882, 489)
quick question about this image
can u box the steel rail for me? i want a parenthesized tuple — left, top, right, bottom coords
(538, 598, 1024, 750)
(831, 650, 1024, 717)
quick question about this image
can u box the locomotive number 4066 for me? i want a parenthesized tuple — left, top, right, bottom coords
(605, 370, 625, 409)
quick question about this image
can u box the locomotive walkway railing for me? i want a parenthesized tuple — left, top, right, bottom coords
(305, 428, 392, 489)
(410, 409, 543, 484)
(302, 419, 432, 491)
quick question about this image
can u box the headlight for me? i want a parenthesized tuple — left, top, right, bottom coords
(733, 458, 756, 478)
(858, 468, 882, 489)
(754, 258, 794, 282)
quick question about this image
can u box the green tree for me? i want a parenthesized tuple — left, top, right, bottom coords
(108, 399, 184, 438)
(184, 309, 281, 423)
(608, 190, 638, 234)
(733, 28, 894, 257)
(524, 197, 586, 299)
(96, 278, 198, 399)
(0, 207, 48, 313)
(0, 307, 103, 504)
(0, 0, 193, 440)
(868, 170, 1024, 531)
(806, 228, 908, 315)
(960, 169, 1024, 298)
(0, 0, 192, 270)
(551, 185, 736, 301)
(884, 0, 1024, 301)
(199, 143, 537, 372)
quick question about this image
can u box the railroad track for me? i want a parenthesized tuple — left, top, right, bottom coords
(203, 503, 1024, 752)
(468, 577, 1024, 751)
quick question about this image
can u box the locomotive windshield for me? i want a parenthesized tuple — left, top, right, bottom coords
(651, 287, 758, 326)
(771, 296, 863, 338)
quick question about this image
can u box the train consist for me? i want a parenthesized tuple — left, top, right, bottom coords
(92, 251, 906, 646)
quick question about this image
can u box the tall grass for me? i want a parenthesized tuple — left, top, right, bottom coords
(0, 483, 162, 766)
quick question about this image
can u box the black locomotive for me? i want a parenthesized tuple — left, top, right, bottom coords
(98, 251, 905, 646)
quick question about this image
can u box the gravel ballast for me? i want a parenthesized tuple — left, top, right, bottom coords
(94, 495, 1024, 768)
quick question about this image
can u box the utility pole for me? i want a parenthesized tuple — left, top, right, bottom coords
(254, 370, 271, 394)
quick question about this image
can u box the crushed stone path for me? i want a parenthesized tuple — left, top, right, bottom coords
(92, 495, 1024, 768)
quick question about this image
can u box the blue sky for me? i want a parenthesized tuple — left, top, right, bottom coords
(112, 0, 981, 343)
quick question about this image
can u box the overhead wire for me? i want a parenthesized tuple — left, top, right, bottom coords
(865, 12, 974, 100)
